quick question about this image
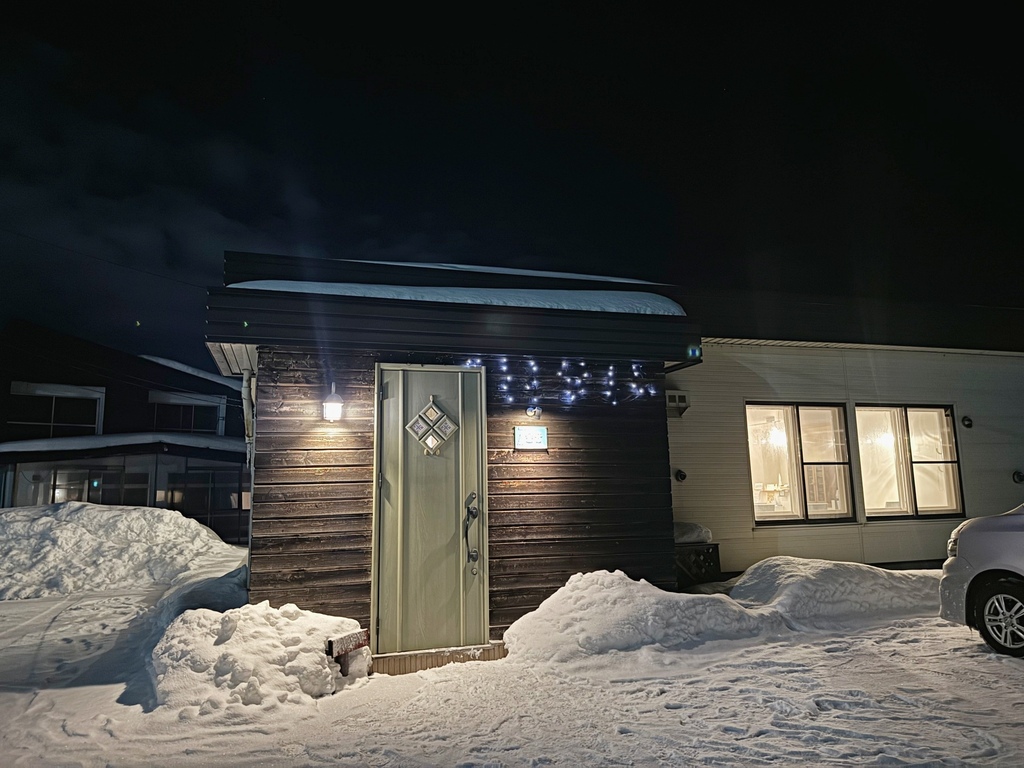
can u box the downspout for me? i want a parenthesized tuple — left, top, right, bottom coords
(241, 368, 255, 598)
(241, 369, 255, 467)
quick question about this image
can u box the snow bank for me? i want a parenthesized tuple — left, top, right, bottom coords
(504, 560, 942, 664)
(0, 502, 241, 600)
(151, 601, 369, 719)
(729, 556, 940, 628)
(504, 570, 782, 664)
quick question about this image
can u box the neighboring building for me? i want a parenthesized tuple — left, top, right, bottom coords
(204, 251, 702, 664)
(665, 291, 1024, 574)
(0, 321, 250, 543)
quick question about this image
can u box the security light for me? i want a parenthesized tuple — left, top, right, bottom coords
(323, 383, 344, 422)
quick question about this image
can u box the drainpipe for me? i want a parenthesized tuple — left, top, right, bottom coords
(241, 368, 255, 594)
(241, 369, 255, 468)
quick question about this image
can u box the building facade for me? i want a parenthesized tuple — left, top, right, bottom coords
(0, 321, 249, 543)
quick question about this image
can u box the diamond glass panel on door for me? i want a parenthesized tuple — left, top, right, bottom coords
(405, 395, 459, 455)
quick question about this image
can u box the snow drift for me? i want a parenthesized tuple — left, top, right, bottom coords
(0, 501, 242, 600)
(731, 556, 940, 628)
(151, 601, 370, 719)
(504, 560, 941, 664)
(504, 570, 785, 664)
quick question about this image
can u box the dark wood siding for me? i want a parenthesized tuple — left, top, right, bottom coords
(249, 350, 376, 625)
(485, 393, 674, 638)
(249, 350, 675, 641)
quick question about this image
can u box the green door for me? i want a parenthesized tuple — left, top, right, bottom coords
(375, 365, 488, 653)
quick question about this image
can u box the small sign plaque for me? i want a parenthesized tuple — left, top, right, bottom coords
(514, 425, 548, 450)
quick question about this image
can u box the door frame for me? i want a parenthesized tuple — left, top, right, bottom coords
(369, 362, 489, 654)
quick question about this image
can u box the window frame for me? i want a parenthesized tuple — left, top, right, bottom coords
(148, 391, 227, 435)
(745, 401, 856, 526)
(854, 403, 966, 521)
(8, 381, 106, 438)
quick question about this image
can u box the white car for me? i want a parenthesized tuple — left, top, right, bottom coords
(940, 503, 1024, 656)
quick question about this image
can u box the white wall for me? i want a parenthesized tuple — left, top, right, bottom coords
(667, 342, 1024, 573)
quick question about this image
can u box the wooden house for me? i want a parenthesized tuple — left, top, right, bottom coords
(204, 252, 701, 664)
(0, 321, 249, 542)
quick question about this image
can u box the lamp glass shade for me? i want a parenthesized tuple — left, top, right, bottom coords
(323, 383, 344, 421)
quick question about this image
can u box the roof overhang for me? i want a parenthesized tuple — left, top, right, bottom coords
(0, 433, 245, 464)
(206, 286, 702, 375)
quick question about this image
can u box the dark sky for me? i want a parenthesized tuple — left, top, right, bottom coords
(2, 6, 1020, 369)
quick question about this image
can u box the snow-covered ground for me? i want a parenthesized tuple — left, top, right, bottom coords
(2, 503, 1022, 766)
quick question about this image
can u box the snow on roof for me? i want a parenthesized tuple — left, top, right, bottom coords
(343, 259, 665, 285)
(139, 356, 241, 388)
(234, 280, 686, 316)
(0, 432, 245, 455)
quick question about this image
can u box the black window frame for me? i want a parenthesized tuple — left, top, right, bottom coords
(746, 401, 857, 526)
(855, 403, 966, 521)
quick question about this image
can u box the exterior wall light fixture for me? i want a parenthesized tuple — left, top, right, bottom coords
(323, 382, 344, 422)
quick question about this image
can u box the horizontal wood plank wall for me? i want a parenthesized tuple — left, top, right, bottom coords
(484, 360, 675, 639)
(249, 350, 676, 644)
(249, 350, 376, 627)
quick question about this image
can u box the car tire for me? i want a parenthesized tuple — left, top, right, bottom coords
(972, 578, 1024, 656)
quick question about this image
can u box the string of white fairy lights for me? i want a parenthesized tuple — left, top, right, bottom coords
(462, 356, 657, 406)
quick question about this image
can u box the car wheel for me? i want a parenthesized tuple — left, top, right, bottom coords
(972, 579, 1024, 656)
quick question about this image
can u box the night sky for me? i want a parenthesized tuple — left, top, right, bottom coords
(2, 6, 1020, 369)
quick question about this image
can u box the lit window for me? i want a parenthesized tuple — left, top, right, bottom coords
(746, 404, 853, 523)
(856, 406, 962, 518)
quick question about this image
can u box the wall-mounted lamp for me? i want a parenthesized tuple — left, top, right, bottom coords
(526, 405, 543, 419)
(323, 383, 344, 422)
(961, 416, 973, 428)
(1013, 470, 1024, 485)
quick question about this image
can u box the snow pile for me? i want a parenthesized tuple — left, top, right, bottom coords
(0, 502, 240, 600)
(505, 561, 943, 664)
(503, 570, 782, 664)
(151, 601, 369, 718)
(731, 556, 940, 628)
(674, 521, 713, 544)
(236, 280, 686, 316)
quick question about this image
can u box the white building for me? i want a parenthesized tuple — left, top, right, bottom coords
(666, 292, 1024, 574)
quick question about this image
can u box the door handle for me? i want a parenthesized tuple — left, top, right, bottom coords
(464, 491, 479, 563)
